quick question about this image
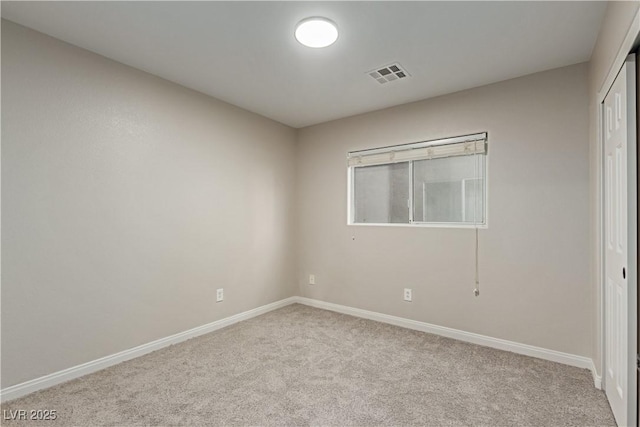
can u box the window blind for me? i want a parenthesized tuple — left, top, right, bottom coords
(347, 133, 487, 167)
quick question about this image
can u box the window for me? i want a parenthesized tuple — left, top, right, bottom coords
(348, 133, 487, 227)
(353, 163, 410, 224)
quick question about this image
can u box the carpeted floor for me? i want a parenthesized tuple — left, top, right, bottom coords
(1, 304, 615, 426)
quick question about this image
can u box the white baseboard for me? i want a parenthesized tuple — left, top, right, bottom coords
(591, 360, 603, 390)
(0, 296, 298, 402)
(2, 295, 601, 402)
(294, 297, 600, 386)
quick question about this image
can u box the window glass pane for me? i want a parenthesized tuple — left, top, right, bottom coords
(413, 155, 485, 223)
(354, 162, 409, 224)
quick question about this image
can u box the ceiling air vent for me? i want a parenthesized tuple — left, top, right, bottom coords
(368, 63, 410, 84)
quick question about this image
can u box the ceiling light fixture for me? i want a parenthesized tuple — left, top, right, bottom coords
(294, 17, 338, 48)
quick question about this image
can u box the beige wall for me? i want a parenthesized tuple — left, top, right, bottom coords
(296, 63, 591, 357)
(587, 1, 640, 378)
(1, 20, 297, 388)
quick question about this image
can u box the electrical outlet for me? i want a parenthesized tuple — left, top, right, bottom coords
(309, 274, 316, 285)
(403, 288, 412, 302)
(216, 288, 224, 302)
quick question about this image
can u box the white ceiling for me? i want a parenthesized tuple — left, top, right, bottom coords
(2, 1, 607, 128)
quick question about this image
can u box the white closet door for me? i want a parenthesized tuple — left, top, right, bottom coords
(604, 54, 637, 427)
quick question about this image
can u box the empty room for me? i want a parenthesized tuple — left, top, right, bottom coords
(1, 1, 639, 426)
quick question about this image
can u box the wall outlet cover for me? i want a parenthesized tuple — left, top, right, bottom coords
(216, 288, 224, 302)
(309, 274, 315, 285)
(403, 288, 412, 302)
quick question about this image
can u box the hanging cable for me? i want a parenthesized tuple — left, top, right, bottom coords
(474, 143, 480, 297)
(474, 227, 480, 297)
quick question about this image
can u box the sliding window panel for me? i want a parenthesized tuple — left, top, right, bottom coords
(353, 162, 410, 224)
(413, 155, 485, 224)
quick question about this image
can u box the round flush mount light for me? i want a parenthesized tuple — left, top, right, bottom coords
(294, 17, 338, 48)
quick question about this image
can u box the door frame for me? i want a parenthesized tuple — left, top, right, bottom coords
(597, 9, 640, 426)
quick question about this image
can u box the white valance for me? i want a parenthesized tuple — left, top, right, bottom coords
(347, 133, 487, 167)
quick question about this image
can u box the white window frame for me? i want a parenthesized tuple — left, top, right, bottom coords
(346, 133, 489, 229)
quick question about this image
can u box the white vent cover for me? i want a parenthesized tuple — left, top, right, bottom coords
(368, 63, 410, 84)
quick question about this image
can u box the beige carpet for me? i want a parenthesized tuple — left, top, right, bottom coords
(2, 304, 615, 426)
